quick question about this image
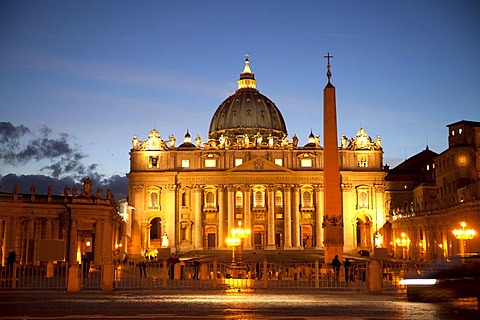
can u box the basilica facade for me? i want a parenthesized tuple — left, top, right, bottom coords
(127, 58, 386, 260)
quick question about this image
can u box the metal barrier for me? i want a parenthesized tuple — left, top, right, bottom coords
(0, 263, 68, 290)
(113, 260, 369, 291)
(81, 264, 103, 290)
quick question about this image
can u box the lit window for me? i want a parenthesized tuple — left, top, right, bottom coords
(302, 191, 313, 207)
(235, 191, 243, 208)
(149, 156, 159, 168)
(459, 128, 463, 134)
(235, 158, 243, 166)
(275, 191, 283, 207)
(451, 130, 455, 136)
(148, 189, 161, 210)
(301, 159, 312, 167)
(205, 159, 216, 167)
(274, 158, 283, 166)
(254, 191, 265, 207)
(182, 159, 190, 168)
(357, 154, 368, 167)
(358, 191, 368, 208)
(426, 164, 430, 170)
(205, 191, 215, 208)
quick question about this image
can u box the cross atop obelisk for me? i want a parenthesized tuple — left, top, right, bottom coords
(324, 52, 333, 81)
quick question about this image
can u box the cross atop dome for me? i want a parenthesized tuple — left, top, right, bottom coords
(238, 54, 256, 90)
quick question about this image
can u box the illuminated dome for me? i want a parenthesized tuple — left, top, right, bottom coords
(208, 57, 287, 140)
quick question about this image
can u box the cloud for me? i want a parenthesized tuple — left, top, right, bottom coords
(0, 122, 129, 200)
(0, 122, 92, 179)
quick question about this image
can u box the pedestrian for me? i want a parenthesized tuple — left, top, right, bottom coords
(331, 255, 341, 281)
(167, 253, 180, 279)
(81, 255, 90, 278)
(6, 250, 16, 278)
(344, 258, 352, 282)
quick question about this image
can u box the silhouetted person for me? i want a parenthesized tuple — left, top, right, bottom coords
(331, 255, 341, 281)
(6, 250, 16, 278)
(167, 253, 180, 279)
(81, 255, 90, 278)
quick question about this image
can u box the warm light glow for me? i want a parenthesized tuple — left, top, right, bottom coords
(86, 241, 91, 247)
(453, 221, 476, 240)
(396, 232, 410, 246)
(226, 237, 241, 247)
(231, 221, 251, 239)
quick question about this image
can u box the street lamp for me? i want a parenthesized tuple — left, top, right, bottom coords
(396, 232, 410, 260)
(453, 221, 476, 256)
(230, 221, 251, 264)
(226, 236, 241, 265)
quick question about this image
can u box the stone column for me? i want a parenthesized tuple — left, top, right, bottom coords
(314, 185, 324, 249)
(284, 186, 293, 248)
(292, 186, 301, 248)
(193, 186, 203, 250)
(244, 186, 252, 249)
(94, 221, 103, 264)
(267, 186, 276, 250)
(68, 220, 78, 264)
(227, 186, 235, 234)
(218, 185, 226, 249)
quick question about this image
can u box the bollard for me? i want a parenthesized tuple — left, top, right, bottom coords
(262, 260, 268, 288)
(162, 260, 168, 288)
(315, 260, 319, 288)
(368, 260, 382, 294)
(67, 264, 81, 292)
(46, 261, 54, 278)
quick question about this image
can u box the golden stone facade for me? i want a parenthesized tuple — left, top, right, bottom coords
(0, 179, 122, 266)
(127, 58, 387, 260)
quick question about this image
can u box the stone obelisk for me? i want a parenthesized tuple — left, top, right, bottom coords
(322, 53, 344, 263)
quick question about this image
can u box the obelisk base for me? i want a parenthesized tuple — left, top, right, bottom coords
(323, 225, 344, 264)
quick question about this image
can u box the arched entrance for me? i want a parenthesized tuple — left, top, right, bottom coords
(356, 214, 372, 249)
(149, 217, 163, 250)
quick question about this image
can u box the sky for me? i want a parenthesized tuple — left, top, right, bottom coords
(1, 1, 479, 199)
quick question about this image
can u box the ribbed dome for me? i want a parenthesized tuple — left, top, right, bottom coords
(208, 58, 287, 140)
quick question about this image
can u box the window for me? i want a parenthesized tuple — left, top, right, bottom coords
(181, 192, 187, 207)
(235, 191, 243, 208)
(235, 158, 243, 166)
(205, 191, 215, 208)
(274, 158, 283, 166)
(301, 159, 312, 167)
(302, 191, 313, 208)
(149, 156, 159, 168)
(459, 128, 463, 134)
(275, 191, 283, 207)
(357, 154, 368, 167)
(205, 159, 216, 167)
(148, 189, 161, 210)
(254, 191, 264, 207)
(358, 191, 368, 208)
(182, 159, 190, 168)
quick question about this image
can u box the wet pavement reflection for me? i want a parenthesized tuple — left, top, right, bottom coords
(1, 290, 478, 319)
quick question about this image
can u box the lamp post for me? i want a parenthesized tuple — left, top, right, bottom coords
(453, 221, 476, 257)
(395, 232, 410, 260)
(230, 221, 251, 264)
(226, 237, 241, 265)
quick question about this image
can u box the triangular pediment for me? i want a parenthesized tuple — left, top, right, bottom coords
(227, 157, 292, 173)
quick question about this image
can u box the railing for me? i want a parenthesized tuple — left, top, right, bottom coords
(0, 263, 68, 290)
(113, 260, 369, 291)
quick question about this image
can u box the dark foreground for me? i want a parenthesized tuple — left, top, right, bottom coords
(0, 290, 478, 320)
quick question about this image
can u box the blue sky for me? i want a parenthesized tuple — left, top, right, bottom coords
(1, 1, 479, 196)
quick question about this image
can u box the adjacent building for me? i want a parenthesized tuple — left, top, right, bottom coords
(0, 179, 122, 266)
(387, 120, 480, 261)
